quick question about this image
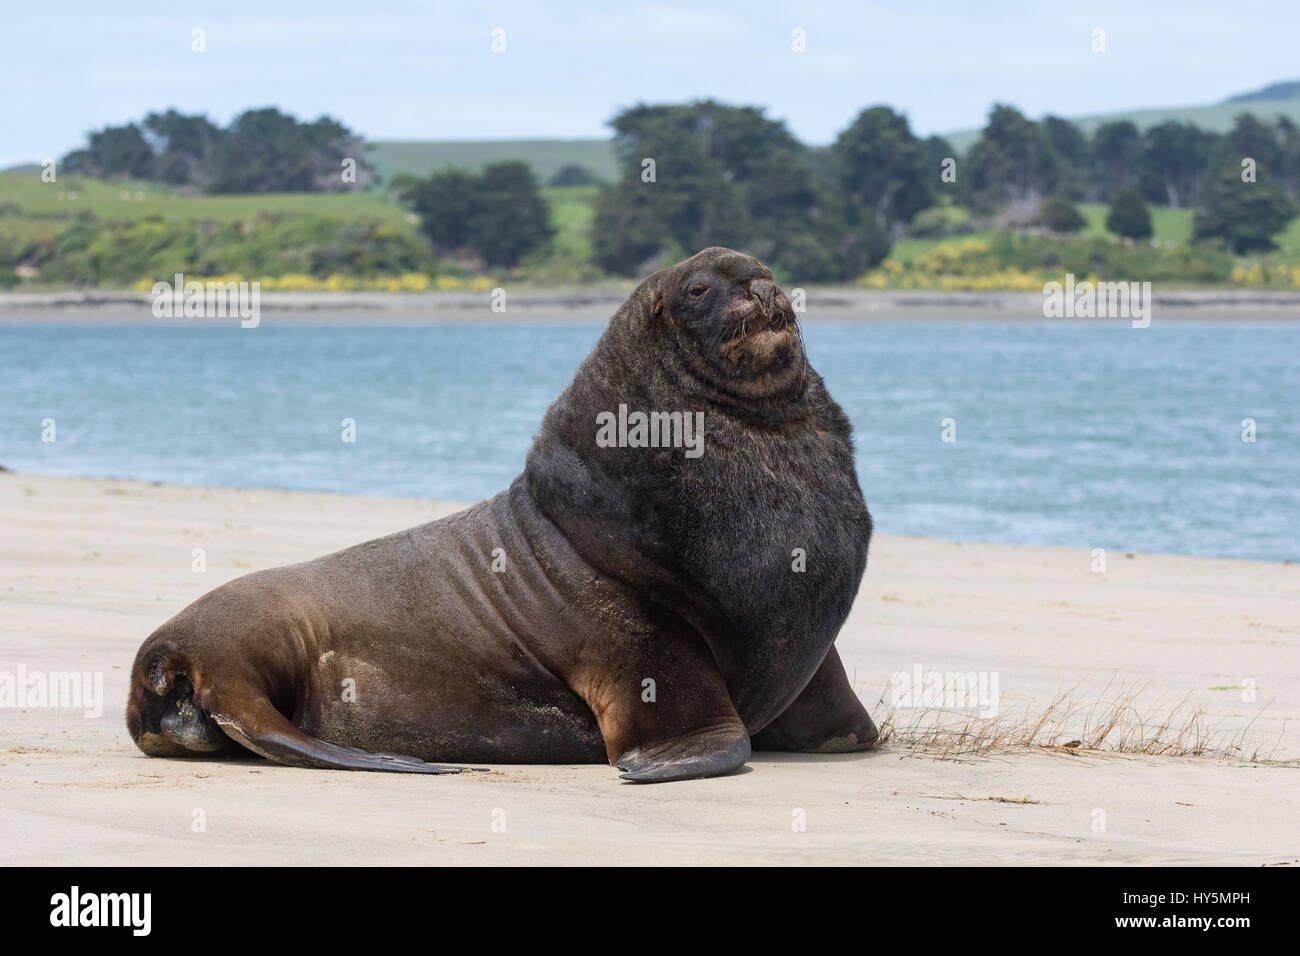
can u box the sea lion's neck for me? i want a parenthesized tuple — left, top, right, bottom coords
(523, 308, 867, 689)
(525, 303, 835, 541)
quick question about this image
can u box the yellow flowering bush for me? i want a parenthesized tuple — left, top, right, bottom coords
(857, 240, 1045, 291)
(132, 272, 491, 293)
(1229, 263, 1300, 287)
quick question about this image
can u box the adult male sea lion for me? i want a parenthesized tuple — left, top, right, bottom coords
(127, 247, 878, 782)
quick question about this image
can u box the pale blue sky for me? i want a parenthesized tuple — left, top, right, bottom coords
(3, 1, 1298, 167)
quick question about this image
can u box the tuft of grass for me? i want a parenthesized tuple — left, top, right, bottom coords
(872, 678, 1294, 764)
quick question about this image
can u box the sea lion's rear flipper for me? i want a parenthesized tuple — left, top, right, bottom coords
(578, 627, 750, 783)
(751, 646, 879, 753)
(211, 695, 479, 775)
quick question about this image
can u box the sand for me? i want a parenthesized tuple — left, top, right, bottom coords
(4, 288, 1300, 323)
(1, 472, 1297, 865)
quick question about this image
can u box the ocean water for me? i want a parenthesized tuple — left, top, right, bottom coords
(1, 319, 1297, 562)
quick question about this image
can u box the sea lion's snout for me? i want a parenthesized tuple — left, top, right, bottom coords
(744, 275, 796, 331)
(748, 277, 776, 315)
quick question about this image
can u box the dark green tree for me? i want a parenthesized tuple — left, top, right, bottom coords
(1091, 121, 1141, 199)
(1193, 167, 1296, 253)
(961, 105, 1061, 211)
(399, 162, 553, 268)
(1217, 113, 1285, 178)
(209, 109, 369, 193)
(591, 100, 852, 279)
(1105, 188, 1153, 239)
(142, 110, 223, 187)
(548, 164, 600, 187)
(922, 135, 957, 183)
(590, 177, 675, 275)
(399, 169, 482, 254)
(594, 103, 748, 271)
(209, 109, 313, 192)
(1137, 122, 1219, 207)
(64, 108, 371, 193)
(1275, 117, 1300, 200)
(475, 162, 556, 267)
(1042, 116, 1090, 199)
(833, 106, 934, 229)
(64, 123, 156, 179)
(1039, 196, 1087, 233)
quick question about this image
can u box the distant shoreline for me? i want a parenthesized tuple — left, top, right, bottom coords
(1, 466, 1293, 565)
(3, 288, 1300, 321)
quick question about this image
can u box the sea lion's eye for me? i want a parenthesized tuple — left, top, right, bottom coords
(689, 285, 709, 298)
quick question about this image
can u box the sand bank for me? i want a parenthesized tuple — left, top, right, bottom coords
(3, 288, 1300, 322)
(1, 473, 1296, 864)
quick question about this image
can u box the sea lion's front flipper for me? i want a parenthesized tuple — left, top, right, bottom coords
(210, 694, 481, 775)
(751, 646, 879, 753)
(577, 626, 750, 783)
(614, 730, 751, 783)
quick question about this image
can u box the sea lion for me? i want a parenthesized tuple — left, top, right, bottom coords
(127, 246, 878, 782)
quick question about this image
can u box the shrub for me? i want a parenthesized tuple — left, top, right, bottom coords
(1038, 196, 1086, 233)
(1106, 188, 1153, 240)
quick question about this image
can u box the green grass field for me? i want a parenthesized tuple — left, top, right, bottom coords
(540, 185, 598, 263)
(0, 171, 606, 285)
(885, 201, 1299, 270)
(0, 174, 607, 256)
(0, 173, 416, 240)
(1273, 215, 1300, 255)
(1077, 202, 1194, 244)
(367, 140, 618, 186)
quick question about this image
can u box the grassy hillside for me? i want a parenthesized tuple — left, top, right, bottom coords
(5, 170, 1299, 290)
(889, 202, 1300, 270)
(377, 91, 1300, 174)
(540, 185, 598, 263)
(942, 88, 1300, 154)
(0, 173, 416, 242)
(0, 174, 611, 273)
(0, 170, 615, 287)
(367, 140, 618, 185)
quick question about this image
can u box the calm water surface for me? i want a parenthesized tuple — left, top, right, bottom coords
(1, 319, 1296, 561)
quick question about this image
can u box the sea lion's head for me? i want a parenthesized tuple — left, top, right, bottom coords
(645, 247, 804, 400)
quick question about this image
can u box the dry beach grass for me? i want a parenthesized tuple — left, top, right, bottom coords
(878, 682, 1293, 763)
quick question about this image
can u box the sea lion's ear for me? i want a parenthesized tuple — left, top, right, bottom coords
(650, 287, 665, 319)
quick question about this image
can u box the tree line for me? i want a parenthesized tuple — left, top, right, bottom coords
(61, 100, 1300, 274)
(584, 101, 1298, 276)
(399, 101, 1297, 273)
(62, 108, 372, 193)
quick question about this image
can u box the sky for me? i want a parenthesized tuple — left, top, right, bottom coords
(3, 0, 1299, 168)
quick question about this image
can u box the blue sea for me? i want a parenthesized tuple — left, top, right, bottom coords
(2, 319, 1297, 561)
